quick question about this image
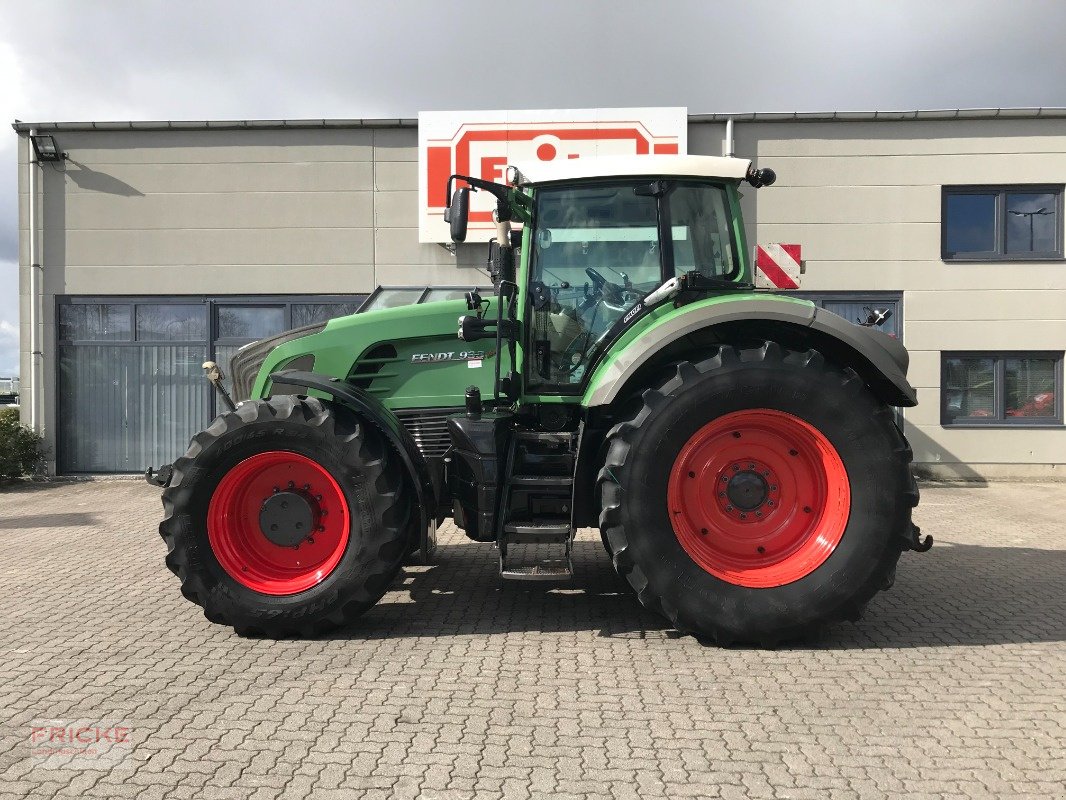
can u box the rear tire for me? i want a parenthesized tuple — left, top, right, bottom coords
(159, 396, 409, 637)
(597, 341, 918, 645)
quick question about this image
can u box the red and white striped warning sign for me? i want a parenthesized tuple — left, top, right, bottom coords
(755, 244, 802, 289)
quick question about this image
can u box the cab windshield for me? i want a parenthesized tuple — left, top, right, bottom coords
(528, 180, 737, 386)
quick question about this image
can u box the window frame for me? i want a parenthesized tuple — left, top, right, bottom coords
(941, 185, 1065, 262)
(359, 285, 493, 311)
(792, 291, 904, 341)
(524, 178, 742, 393)
(940, 351, 1064, 427)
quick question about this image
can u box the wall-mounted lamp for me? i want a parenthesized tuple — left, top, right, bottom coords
(30, 134, 65, 162)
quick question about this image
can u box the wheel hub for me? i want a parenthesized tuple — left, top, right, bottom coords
(259, 491, 315, 547)
(725, 470, 769, 511)
(207, 451, 351, 596)
(667, 409, 851, 588)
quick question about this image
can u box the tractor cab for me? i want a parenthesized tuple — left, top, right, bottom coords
(446, 155, 775, 400)
(524, 170, 746, 387)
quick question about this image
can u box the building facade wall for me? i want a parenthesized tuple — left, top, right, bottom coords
(16, 116, 1066, 477)
(725, 118, 1066, 478)
(16, 124, 489, 471)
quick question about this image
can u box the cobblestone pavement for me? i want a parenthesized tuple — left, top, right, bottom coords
(0, 479, 1063, 799)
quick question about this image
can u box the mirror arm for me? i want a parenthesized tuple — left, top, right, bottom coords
(446, 174, 510, 204)
(445, 174, 512, 223)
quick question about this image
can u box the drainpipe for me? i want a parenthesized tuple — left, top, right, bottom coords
(26, 128, 40, 433)
(724, 117, 735, 157)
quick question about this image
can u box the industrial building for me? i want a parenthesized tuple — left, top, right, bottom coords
(14, 108, 1066, 479)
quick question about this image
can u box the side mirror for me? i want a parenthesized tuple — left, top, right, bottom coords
(745, 166, 777, 188)
(445, 187, 470, 243)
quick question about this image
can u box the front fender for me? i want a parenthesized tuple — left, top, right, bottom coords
(268, 369, 438, 563)
(583, 295, 916, 408)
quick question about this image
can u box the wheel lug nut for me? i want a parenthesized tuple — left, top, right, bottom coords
(732, 432, 741, 439)
(316, 495, 322, 501)
(768, 500, 775, 507)
(718, 491, 726, 498)
(770, 485, 777, 491)
(725, 505, 733, 512)
(732, 464, 739, 471)
(740, 513, 747, 519)
(748, 463, 755, 469)
(803, 506, 812, 513)
(317, 525, 325, 532)
(757, 546, 765, 554)
(306, 537, 315, 544)
(272, 486, 280, 494)
(789, 449, 798, 456)
(755, 511, 762, 517)
(288, 481, 295, 488)
(303, 484, 310, 490)
(688, 471, 696, 478)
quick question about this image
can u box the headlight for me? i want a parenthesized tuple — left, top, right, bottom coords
(229, 322, 325, 401)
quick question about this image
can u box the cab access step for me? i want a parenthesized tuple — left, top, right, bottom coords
(446, 402, 576, 581)
(498, 431, 575, 580)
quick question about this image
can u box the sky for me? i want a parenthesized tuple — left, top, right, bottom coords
(2, 0, 1066, 376)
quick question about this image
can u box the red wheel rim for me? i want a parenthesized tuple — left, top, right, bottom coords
(207, 451, 351, 595)
(667, 409, 850, 588)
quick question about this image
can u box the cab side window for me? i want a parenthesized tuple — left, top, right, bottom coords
(669, 184, 736, 279)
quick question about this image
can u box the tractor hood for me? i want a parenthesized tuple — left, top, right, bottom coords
(230, 322, 326, 401)
(241, 299, 499, 411)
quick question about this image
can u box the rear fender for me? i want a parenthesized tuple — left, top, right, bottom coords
(268, 369, 438, 563)
(583, 296, 917, 408)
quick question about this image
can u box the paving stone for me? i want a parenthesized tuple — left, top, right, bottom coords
(0, 480, 1063, 799)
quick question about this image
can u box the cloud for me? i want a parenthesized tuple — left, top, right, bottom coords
(2, 1, 1065, 122)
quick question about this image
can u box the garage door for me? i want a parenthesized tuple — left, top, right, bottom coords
(57, 297, 364, 473)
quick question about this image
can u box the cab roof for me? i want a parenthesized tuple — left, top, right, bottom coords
(513, 154, 752, 186)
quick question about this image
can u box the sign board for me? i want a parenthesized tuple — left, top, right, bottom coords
(418, 108, 687, 243)
(755, 244, 802, 289)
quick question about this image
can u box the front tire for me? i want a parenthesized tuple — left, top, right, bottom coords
(597, 342, 918, 645)
(159, 396, 409, 637)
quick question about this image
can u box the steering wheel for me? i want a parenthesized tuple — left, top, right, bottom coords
(586, 266, 637, 312)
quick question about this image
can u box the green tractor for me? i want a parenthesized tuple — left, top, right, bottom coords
(150, 154, 930, 644)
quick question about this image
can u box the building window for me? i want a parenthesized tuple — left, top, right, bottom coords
(942, 352, 1063, 426)
(942, 186, 1064, 260)
(793, 292, 902, 339)
(359, 286, 493, 312)
(55, 295, 366, 473)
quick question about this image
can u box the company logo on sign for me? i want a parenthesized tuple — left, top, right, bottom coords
(418, 108, 687, 242)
